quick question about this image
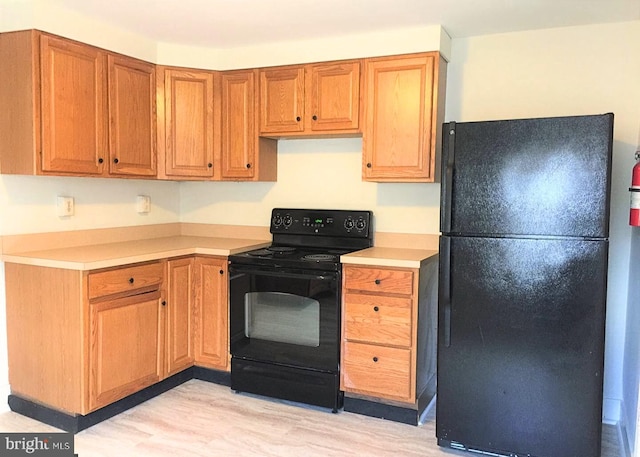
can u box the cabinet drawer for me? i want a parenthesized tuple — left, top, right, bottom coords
(88, 262, 164, 300)
(344, 266, 414, 295)
(342, 341, 412, 401)
(344, 293, 412, 346)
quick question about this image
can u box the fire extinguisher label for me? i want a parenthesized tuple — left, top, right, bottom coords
(631, 192, 640, 209)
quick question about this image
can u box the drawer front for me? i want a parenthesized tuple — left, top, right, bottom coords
(89, 262, 164, 300)
(344, 293, 412, 346)
(344, 266, 413, 295)
(341, 341, 412, 401)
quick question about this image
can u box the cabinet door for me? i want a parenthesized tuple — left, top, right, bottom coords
(193, 257, 229, 370)
(363, 54, 436, 182)
(164, 69, 215, 178)
(221, 70, 256, 179)
(108, 55, 156, 176)
(259, 66, 305, 134)
(166, 258, 194, 376)
(307, 61, 360, 132)
(89, 291, 162, 411)
(40, 35, 107, 175)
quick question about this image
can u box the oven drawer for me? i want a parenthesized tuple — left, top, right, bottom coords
(88, 262, 164, 300)
(343, 293, 412, 347)
(343, 266, 414, 295)
(341, 341, 413, 402)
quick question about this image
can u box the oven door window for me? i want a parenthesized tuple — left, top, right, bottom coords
(229, 266, 340, 371)
(245, 292, 319, 347)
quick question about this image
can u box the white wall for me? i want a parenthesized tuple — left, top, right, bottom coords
(445, 21, 640, 424)
(625, 229, 640, 454)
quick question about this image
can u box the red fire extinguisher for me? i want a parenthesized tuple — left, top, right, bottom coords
(630, 151, 640, 226)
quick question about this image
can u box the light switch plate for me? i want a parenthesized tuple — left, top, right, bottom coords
(56, 196, 74, 217)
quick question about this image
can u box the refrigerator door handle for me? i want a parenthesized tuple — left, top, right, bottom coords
(440, 236, 452, 347)
(440, 122, 456, 233)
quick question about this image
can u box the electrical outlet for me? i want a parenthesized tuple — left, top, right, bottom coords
(136, 195, 151, 214)
(56, 196, 74, 217)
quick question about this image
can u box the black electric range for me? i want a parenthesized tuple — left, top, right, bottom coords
(227, 208, 373, 412)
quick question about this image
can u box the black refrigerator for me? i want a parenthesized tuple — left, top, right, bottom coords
(436, 113, 614, 457)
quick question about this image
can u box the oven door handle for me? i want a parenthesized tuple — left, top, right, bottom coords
(228, 266, 336, 281)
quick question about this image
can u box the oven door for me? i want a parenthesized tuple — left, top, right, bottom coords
(229, 263, 340, 373)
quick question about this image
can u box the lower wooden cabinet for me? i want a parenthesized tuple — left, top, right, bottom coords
(89, 290, 163, 411)
(193, 256, 229, 371)
(5, 254, 231, 416)
(340, 260, 438, 408)
(165, 257, 195, 376)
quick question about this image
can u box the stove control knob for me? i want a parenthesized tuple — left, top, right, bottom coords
(283, 215, 293, 227)
(344, 217, 355, 230)
(355, 218, 367, 231)
(273, 215, 283, 227)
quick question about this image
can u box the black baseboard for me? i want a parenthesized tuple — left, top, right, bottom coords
(8, 366, 230, 433)
(343, 386, 436, 426)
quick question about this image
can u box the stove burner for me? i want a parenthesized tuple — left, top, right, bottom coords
(247, 249, 273, 257)
(303, 254, 337, 262)
(268, 246, 296, 254)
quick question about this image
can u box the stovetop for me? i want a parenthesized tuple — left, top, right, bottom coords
(229, 244, 359, 271)
(228, 208, 373, 271)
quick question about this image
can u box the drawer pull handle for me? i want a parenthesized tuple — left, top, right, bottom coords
(219, 270, 224, 275)
(373, 357, 378, 362)
(373, 306, 379, 312)
(374, 279, 381, 285)
(128, 278, 134, 284)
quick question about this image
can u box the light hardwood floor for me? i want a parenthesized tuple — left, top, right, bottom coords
(0, 380, 622, 457)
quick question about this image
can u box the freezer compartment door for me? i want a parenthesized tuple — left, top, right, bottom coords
(437, 235, 607, 457)
(440, 114, 613, 238)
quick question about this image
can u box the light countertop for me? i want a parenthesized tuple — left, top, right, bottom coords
(341, 247, 438, 269)
(1, 236, 271, 271)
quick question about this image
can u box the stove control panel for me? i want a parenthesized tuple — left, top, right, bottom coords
(271, 208, 372, 238)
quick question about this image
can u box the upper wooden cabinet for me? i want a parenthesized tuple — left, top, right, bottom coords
(158, 67, 216, 179)
(40, 34, 108, 175)
(0, 31, 157, 178)
(108, 55, 157, 177)
(259, 60, 362, 136)
(362, 52, 447, 182)
(220, 69, 277, 181)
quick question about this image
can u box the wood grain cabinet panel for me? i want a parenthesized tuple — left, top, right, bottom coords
(108, 55, 156, 176)
(341, 264, 418, 403)
(363, 52, 446, 182)
(307, 61, 360, 132)
(165, 258, 195, 376)
(40, 34, 107, 175)
(220, 69, 278, 181)
(259, 60, 361, 136)
(88, 262, 164, 300)
(89, 290, 163, 411)
(343, 293, 412, 347)
(162, 68, 215, 178)
(193, 256, 229, 370)
(342, 341, 412, 401)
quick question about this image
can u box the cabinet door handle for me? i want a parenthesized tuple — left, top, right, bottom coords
(113, 158, 119, 164)
(374, 279, 381, 285)
(246, 163, 251, 169)
(373, 357, 378, 362)
(207, 163, 213, 168)
(98, 158, 104, 164)
(312, 115, 318, 121)
(373, 306, 379, 312)
(296, 116, 301, 122)
(219, 270, 224, 275)
(366, 163, 372, 168)
(128, 278, 134, 284)
(161, 300, 166, 307)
